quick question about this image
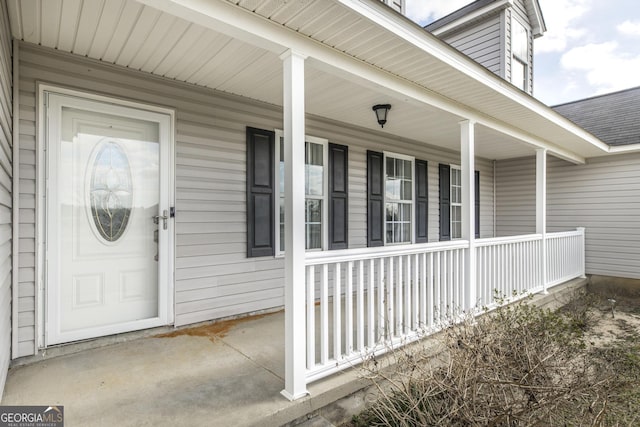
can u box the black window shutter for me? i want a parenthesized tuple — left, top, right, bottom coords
(329, 143, 349, 250)
(415, 159, 428, 243)
(439, 163, 451, 241)
(246, 127, 275, 257)
(475, 170, 480, 239)
(367, 150, 384, 247)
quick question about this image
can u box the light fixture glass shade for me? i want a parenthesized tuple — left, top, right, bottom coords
(372, 104, 391, 128)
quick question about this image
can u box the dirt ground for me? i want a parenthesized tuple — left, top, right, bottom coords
(584, 295, 640, 347)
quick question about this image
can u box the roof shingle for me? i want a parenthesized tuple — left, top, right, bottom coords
(552, 86, 640, 146)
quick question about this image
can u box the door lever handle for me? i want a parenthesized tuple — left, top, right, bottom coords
(153, 210, 169, 230)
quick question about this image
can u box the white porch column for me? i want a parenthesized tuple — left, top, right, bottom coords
(536, 148, 548, 293)
(281, 49, 308, 401)
(460, 120, 476, 311)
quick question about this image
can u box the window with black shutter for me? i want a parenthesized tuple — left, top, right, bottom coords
(439, 164, 480, 241)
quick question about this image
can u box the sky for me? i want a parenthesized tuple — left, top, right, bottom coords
(405, 0, 640, 106)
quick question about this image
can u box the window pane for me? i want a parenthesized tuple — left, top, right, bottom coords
(402, 159, 411, 179)
(512, 20, 527, 59)
(306, 164, 323, 196)
(386, 178, 400, 200)
(306, 142, 323, 166)
(393, 224, 401, 243)
(280, 224, 285, 252)
(512, 58, 526, 91)
(401, 180, 412, 200)
(305, 142, 324, 197)
(386, 157, 394, 177)
(306, 224, 322, 250)
(401, 204, 411, 221)
(306, 199, 322, 223)
(280, 199, 285, 252)
(386, 227, 393, 244)
(402, 223, 410, 243)
(386, 203, 395, 221)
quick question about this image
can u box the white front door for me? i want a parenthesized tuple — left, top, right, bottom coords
(45, 91, 173, 345)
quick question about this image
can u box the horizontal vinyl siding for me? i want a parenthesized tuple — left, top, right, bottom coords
(547, 154, 640, 279)
(16, 43, 496, 352)
(495, 156, 535, 236)
(0, 0, 11, 396)
(496, 153, 640, 280)
(442, 15, 502, 75)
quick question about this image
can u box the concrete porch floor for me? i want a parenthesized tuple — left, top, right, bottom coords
(1, 310, 371, 427)
(1, 278, 587, 427)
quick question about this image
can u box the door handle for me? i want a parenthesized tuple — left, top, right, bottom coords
(153, 210, 169, 230)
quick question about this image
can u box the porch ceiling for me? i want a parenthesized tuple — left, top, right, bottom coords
(6, 0, 609, 161)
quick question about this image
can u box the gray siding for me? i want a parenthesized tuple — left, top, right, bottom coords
(496, 153, 640, 280)
(440, 14, 502, 76)
(0, 0, 11, 397)
(495, 156, 535, 236)
(16, 43, 495, 354)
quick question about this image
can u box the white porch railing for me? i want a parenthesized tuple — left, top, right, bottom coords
(475, 234, 543, 308)
(303, 228, 585, 384)
(546, 228, 586, 286)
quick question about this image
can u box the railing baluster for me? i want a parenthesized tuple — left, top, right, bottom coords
(412, 253, 419, 331)
(427, 252, 433, 329)
(345, 261, 353, 354)
(333, 262, 342, 360)
(476, 247, 482, 307)
(306, 265, 315, 369)
(321, 264, 328, 365)
(434, 251, 440, 323)
(404, 255, 411, 334)
(396, 255, 403, 336)
(357, 260, 364, 352)
(367, 259, 375, 348)
(420, 252, 427, 328)
(377, 257, 385, 341)
(387, 257, 394, 338)
(453, 249, 459, 312)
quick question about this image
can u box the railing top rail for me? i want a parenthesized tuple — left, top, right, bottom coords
(546, 229, 584, 239)
(475, 233, 542, 247)
(305, 240, 469, 265)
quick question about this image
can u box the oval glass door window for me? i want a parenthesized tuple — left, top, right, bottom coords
(89, 140, 133, 242)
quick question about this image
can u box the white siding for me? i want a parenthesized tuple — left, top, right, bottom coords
(496, 153, 640, 280)
(0, 0, 12, 397)
(15, 43, 495, 353)
(441, 15, 502, 76)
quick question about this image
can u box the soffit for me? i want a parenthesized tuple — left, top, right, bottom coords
(6, 0, 605, 160)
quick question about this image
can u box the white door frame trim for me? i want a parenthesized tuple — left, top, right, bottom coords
(36, 83, 176, 348)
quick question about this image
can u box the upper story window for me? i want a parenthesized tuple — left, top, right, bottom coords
(385, 153, 413, 244)
(275, 132, 328, 254)
(511, 19, 528, 91)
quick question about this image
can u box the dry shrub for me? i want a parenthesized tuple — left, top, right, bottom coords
(354, 297, 620, 426)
